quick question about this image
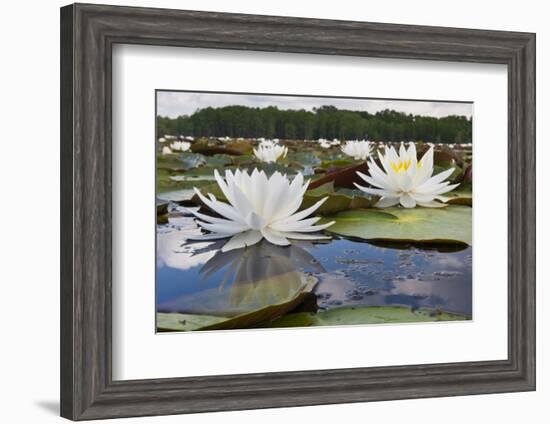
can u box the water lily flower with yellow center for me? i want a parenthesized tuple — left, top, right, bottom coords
(253, 142, 288, 163)
(341, 140, 373, 160)
(355, 142, 459, 208)
(187, 169, 334, 252)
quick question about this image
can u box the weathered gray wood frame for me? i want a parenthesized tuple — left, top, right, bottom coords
(60, 3, 536, 420)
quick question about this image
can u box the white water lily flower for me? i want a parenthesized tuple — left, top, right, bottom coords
(355, 142, 459, 208)
(341, 140, 373, 160)
(158, 137, 166, 143)
(170, 141, 191, 152)
(161, 146, 172, 155)
(187, 169, 335, 252)
(253, 143, 288, 163)
(258, 139, 278, 148)
(331, 139, 341, 146)
(319, 141, 331, 149)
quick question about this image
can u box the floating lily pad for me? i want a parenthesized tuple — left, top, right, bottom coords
(320, 158, 355, 169)
(158, 305, 470, 331)
(319, 205, 471, 245)
(288, 152, 322, 167)
(157, 313, 227, 332)
(178, 152, 206, 170)
(204, 154, 233, 167)
(157, 189, 196, 203)
(266, 305, 470, 328)
(446, 186, 472, 206)
(191, 141, 251, 156)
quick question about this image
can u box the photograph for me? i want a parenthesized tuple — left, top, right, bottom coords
(155, 91, 473, 332)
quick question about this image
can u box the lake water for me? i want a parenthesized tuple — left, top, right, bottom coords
(157, 205, 472, 323)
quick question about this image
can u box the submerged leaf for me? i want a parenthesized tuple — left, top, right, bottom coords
(157, 274, 318, 331)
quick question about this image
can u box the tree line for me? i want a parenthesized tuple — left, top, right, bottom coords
(157, 105, 472, 143)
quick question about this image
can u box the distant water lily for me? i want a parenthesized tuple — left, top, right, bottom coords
(331, 139, 341, 146)
(170, 141, 191, 152)
(161, 146, 172, 155)
(253, 142, 288, 163)
(341, 140, 373, 160)
(355, 142, 459, 208)
(319, 140, 331, 149)
(187, 169, 334, 252)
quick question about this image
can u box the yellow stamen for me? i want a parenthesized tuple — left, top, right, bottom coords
(390, 159, 412, 173)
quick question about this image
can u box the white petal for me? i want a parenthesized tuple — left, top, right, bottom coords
(293, 221, 335, 232)
(353, 183, 391, 197)
(397, 173, 413, 192)
(185, 208, 236, 225)
(261, 227, 291, 246)
(417, 201, 448, 208)
(195, 220, 248, 234)
(269, 216, 321, 232)
(193, 188, 245, 224)
(273, 197, 328, 226)
(246, 211, 266, 230)
(399, 193, 416, 208)
(263, 174, 289, 221)
(425, 167, 455, 186)
(409, 192, 437, 203)
(282, 232, 332, 240)
(213, 169, 234, 205)
(374, 197, 400, 208)
(186, 232, 232, 241)
(229, 183, 255, 218)
(221, 230, 264, 252)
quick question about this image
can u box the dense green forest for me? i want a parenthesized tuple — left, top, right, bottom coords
(157, 105, 472, 143)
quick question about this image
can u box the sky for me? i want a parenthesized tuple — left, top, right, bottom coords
(157, 91, 473, 119)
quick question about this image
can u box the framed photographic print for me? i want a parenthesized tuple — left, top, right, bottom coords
(60, 3, 536, 420)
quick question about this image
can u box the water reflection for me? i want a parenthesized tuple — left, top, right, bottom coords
(157, 212, 472, 321)
(158, 237, 324, 318)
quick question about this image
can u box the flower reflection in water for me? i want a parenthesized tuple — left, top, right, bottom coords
(158, 240, 325, 320)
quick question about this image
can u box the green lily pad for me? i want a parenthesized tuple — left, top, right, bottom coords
(288, 152, 321, 167)
(178, 152, 206, 170)
(320, 158, 355, 169)
(266, 305, 470, 328)
(204, 154, 233, 167)
(157, 313, 227, 332)
(446, 185, 472, 206)
(319, 205, 471, 245)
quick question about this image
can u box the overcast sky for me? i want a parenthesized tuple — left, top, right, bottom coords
(157, 91, 472, 119)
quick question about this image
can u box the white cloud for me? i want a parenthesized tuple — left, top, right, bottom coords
(157, 91, 472, 119)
